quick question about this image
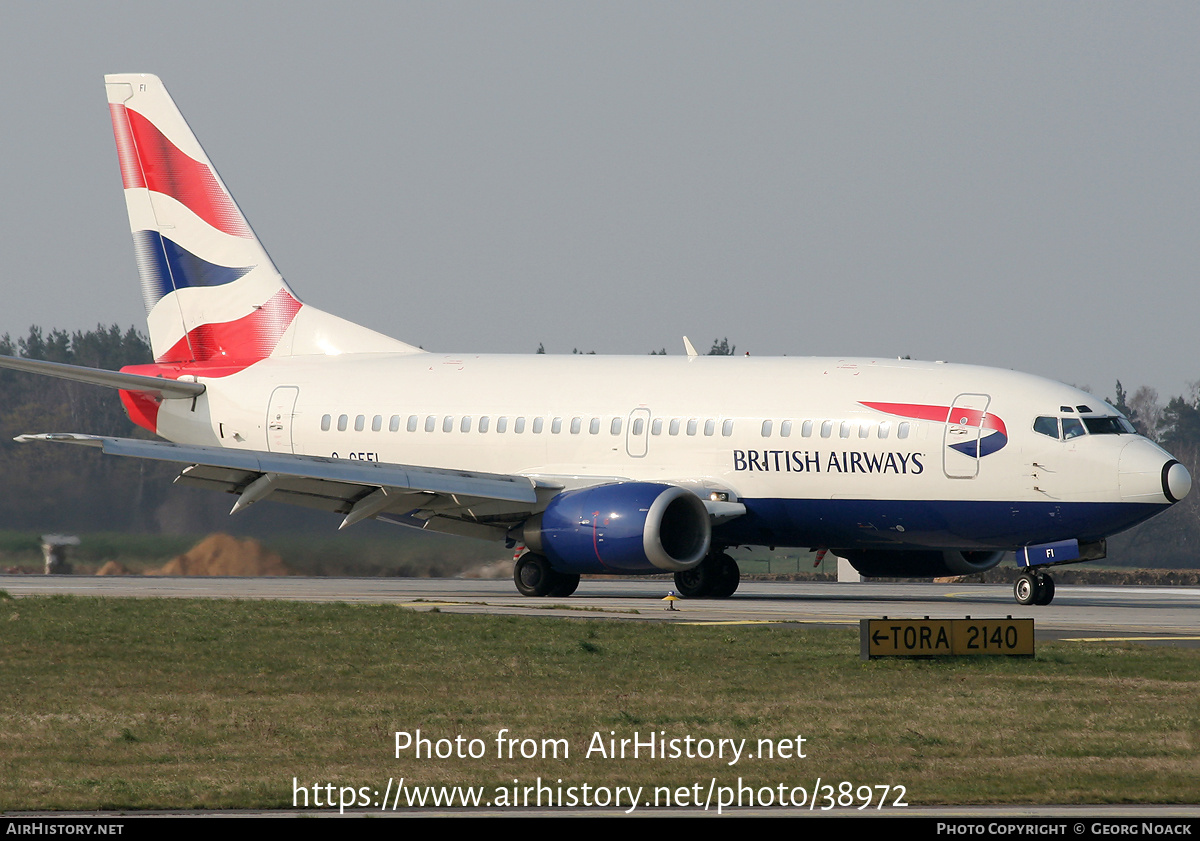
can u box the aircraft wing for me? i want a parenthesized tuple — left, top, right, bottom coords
(16, 433, 557, 539)
(16, 433, 745, 541)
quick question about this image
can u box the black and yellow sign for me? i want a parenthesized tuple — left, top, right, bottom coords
(860, 618, 1034, 659)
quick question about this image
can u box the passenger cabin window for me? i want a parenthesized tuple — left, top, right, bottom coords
(687, 419, 699, 436)
(552, 417, 562, 434)
(652, 419, 663, 435)
(424, 416, 436, 432)
(897, 422, 910, 439)
(761, 420, 773, 437)
(858, 423, 870, 439)
(669, 419, 681, 436)
(632, 418, 644, 435)
(479, 416, 490, 433)
(570, 417, 581, 434)
(389, 415, 401, 432)
(321, 414, 331, 431)
(407, 415, 418, 432)
(372, 415, 382, 432)
(780, 420, 792, 437)
(497, 417, 509, 433)
(515, 417, 526, 433)
(839, 421, 851, 439)
(610, 418, 622, 435)
(337, 414, 348, 432)
(589, 418, 600, 434)
(722, 419, 734, 437)
(878, 421, 890, 439)
(802, 420, 813, 437)
(354, 415, 365, 432)
(533, 417, 544, 434)
(461, 416, 472, 433)
(704, 419, 715, 436)
(820, 420, 833, 438)
(443, 416, 455, 433)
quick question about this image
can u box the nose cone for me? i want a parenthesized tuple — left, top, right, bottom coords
(1120, 438, 1191, 504)
(1164, 460, 1192, 503)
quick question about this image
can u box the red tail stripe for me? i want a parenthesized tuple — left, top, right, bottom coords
(116, 105, 251, 238)
(157, 289, 302, 364)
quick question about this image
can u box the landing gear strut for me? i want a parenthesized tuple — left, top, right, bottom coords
(1014, 570, 1055, 606)
(673, 551, 740, 598)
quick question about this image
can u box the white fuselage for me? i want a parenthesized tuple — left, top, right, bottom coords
(150, 352, 1178, 552)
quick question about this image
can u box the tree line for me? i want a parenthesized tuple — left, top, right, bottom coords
(0, 325, 293, 535)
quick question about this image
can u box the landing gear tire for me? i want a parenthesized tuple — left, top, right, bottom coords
(710, 553, 740, 598)
(548, 574, 580, 597)
(514, 553, 556, 597)
(674, 551, 740, 598)
(1014, 571, 1055, 606)
(1034, 572, 1055, 605)
(1014, 573, 1037, 606)
(674, 563, 711, 598)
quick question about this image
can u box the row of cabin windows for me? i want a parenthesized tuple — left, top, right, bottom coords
(319, 413, 911, 440)
(320, 413, 697, 436)
(759, 419, 910, 440)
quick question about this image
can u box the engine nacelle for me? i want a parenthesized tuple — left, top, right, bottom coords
(840, 549, 1005, 578)
(523, 483, 710, 575)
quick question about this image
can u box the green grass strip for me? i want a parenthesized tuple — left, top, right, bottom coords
(2, 595, 1198, 810)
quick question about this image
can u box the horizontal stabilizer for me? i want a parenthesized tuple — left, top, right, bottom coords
(0, 354, 204, 398)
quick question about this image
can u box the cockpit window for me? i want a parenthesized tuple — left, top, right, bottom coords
(1083, 416, 1135, 435)
(1062, 417, 1085, 439)
(1034, 416, 1059, 438)
(1035, 414, 1135, 441)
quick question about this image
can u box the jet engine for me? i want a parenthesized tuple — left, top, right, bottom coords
(522, 482, 710, 574)
(840, 549, 1005, 578)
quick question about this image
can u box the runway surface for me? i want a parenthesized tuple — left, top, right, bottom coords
(3, 575, 1199, 642)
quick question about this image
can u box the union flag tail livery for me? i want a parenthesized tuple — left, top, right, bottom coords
(104, 73, 417, 366)
(2, 74, 1192, 607)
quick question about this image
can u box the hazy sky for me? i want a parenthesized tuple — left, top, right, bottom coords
(1, 2, 1197, 402)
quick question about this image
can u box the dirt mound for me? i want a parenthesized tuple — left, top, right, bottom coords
(458, 558, 517, 579)
(150, 534, 290, 577)
(96, 560, 133, 576)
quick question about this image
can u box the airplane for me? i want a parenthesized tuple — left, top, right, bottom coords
(1, 73, 1190, 606)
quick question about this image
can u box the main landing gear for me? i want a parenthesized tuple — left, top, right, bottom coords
(513, 552, 580, 597)
(1013, 570, 1055, 606)
(512, 550, 741, 599)
(673, 551, 740, 598)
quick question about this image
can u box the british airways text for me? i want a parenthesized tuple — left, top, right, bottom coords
(732, 450, 925, 475)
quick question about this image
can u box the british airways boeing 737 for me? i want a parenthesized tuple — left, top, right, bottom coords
(2, 74, 1190, 605)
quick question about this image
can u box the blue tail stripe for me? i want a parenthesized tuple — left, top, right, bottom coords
(131, 230, 253, 312)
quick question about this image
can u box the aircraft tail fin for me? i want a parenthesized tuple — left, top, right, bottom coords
(104, 74, 419, 365)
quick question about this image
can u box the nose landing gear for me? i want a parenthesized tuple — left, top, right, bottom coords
(1014, 570, 1055, 606)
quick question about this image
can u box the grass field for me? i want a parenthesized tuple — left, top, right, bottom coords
(2, 592, 1198, 811)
